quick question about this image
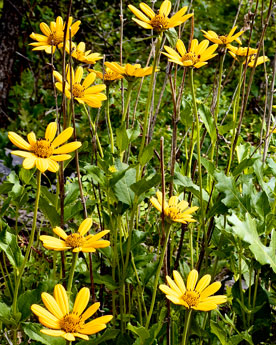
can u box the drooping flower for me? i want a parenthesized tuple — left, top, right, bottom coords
(128, 0, 193, 32)
(31, 284, 113, 341)
(163, 39, 218, 69)
(30, 16, 81, 54)
(159, 269, 227, 311)
(201, 26, 244, 46)
(150, 191, 198, 224)
(227, 44, 257, 60)
(89, 67, 123, 84)
(247, 54, 269, 68)
(104, 62, 157, 82)
(8, 122, 81, 173)
(65, 41, 102, 64)
(53, 66, 107, 108)
(40, 218, 110, 252)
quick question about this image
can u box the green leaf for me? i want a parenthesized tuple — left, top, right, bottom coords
(19, 168, 35, 184)
(64, 200, 84, 222)
(114, 168, 136, 206)
(126, 122, 140, 142)
(127, 323, 150, 343)
(210, 320, 229, 345)
(0, 302, 12, 324)
(84, 164, 106, 186)
(232, 158, 257, 177)
(116, 123, 129, 152)
(139, 142, 155, 166)
(173, 172, 209, 203)
(22, 322, 65, 345)
(130, 174, 161, 197)
(0, 227, 23, 269)
(40, 186, 57, 206)
(180, 98, 193, 128)
(76, 329, 120, 345)
(18, 289, 41, 321)
(164, 28, 178, 47)
(228, 213, 276, 272)
(39, 197, 60, 226)
(198, 103, 216, 144)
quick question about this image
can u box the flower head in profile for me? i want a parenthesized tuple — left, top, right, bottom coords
(65, 41, 102, 64)
(53, 66, 106, 108)
(201, 26, 244, 46)
(128, 0, 193, 32)
(8, 123, 81, 173)
(104, 62, 157, 82)
(246, 54, 269, 68)
(40, 218, 110, 252)
(227, 44, 257, 61)
(163, 39, 218, 69)
(30, 16, 81, 54)
(160, 269, 227, 311)
(89, 67, 123, 84)
(150, 191, 198, 224)
(31, 284, 113, 341)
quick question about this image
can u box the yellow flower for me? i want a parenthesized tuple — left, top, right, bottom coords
(31, 284, 113, 341)
(247, 54, 269, 68)
(40, 218, 110, 252)
(89, 67, 123, 83)
(65, 41, 102, 64)
(53, 65, 107, 108)
(201, 26, 244, 46)
(159, 269, 227, 311)
(8, 122, 81, 173)
(104, 62, 157, 82)
(108, 165, 118, 173)
(128, 0, 193, 32)
(227, 44, 257, 61)
(163, 39, 218, 69)
(150, 191, 198, 224)
(30, 16, 81, 54)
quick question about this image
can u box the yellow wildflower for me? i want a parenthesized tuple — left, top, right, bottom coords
(89, 67, 123, 83)
(104, 62, 157, 82)
(8, 122, 81, 173)
(30, 16, 80, 54)
(65, 41, 102, 64)
(128, 0, 193, 32)
(202, 26, 244, 46)
(150, 191, 198, 224)
(31, 284, 113, 341)
(160, 269, 227, 311)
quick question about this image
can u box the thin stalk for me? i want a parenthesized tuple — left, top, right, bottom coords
(105, 85, 114, 154)
(181, 309, 192, 345)
(189, 226, 194, 268)
(12, 171, 41, 315)
(138, 33, 162, 161)
(238, 241, 246, 328)
(122, 82, 134, 124)
(67, 252, 78, 296)
(82, 104, 104, 159)
(145, 223, 171, 329)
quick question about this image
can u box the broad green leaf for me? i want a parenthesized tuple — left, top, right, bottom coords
(0, 227, 23, 269)
(130, 174, 161, 196)
(174, 172, 209, 202)
(198, 103, 216, 144)
(228, 213, 276, 272)
(40, 186, 57, 206)
(114, 168, 136, 206)
(139, 142, 155, 166)
(126, 122, 140, 142)
(19, 168, 35, 184)
(127, 323, 150, 343)
(22, 322, 65, 345)
(180, 98, 193, 128)
(210, 320, 228, 345)
(116, 123, 129, 152)
(39, 197, 60, 226)
(84, 164, 106, 186)
(64, 181, 80, 206)
(0, 302, 12, 324)
(164, 28, 178, 47)
(64, 200, 84, 222)
(76, 329, 120, 345)
(18, 289, 41, 321)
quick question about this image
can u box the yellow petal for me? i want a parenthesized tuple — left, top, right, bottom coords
(139, 3, 155, 19)
(193, 301, 217, 311)
(80, 323, 106, 335)
(47, 159, 59, 172)
(128, 4, 151, 23)
(200, 282, 221, 299)
(173, 270, 186, 294)
(132, 18, 153, 29)
(187, 270, 198, 291)
(176, 40, 186, 56)
(41, 329, 65, 337)
(159, 284, 180, 297)
(11, 151, 35, 158)
(27, 132, 36, 145)
(85, 230, 110, 242)
(53, 226, 68, 240)
(83, 72, 96, 89)
(31, 304, 59, 323)
(53, 142, 81, 154)
(78, 218, 92, 236)
(51, 127, 74, 148)
(85, 85, 106, 95)
(160, 0, 171, 17)
(22, 157, 36, 170)
(81, 302, 100, 322)
(63, 333, 76, 341)
(45, 122, 57, 142)
(75, 66, 83, 84)
(73, 287, 90, 316)
(54, 284, 69, 315)
(166, 276, 182, 295)
(38, 316, 60, 329)
(73, 333, 89, 340)
(41, 292, 64, 319)
(51, 154, 72, 161)
(40, 22, 51, 36)
(8, 132, 31, 150)
(195, 274, 211, 293)
(150, 197, 162, 212)
(36, 158, 49, 173)
(168, 196, 178, 207)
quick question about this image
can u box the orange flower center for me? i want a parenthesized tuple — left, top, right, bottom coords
(218, 35, 228, 44)
(47, 31, 64, 46)
(182, 290, 200, 307)
(74, 50, 85, 60)
(60, 314, 83, 333)
(181, 52, 197, 64)
(104, 71, 120, 81)
(150, 14, 169, 31)
(166, 206, 181, 220)
(72, 83, 85, 98)
(65, 233, 84, 248)
(32, 140, 53, 158)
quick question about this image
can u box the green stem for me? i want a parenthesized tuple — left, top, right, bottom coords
(82, 104, 104, 158)
(138, 33, 162, 161)
(145, 223, 171, 329)
(181, 309, 192, 345)
(67, 252, 78, 297)
(226, 62, 243, 175)
(190, 226, 194, 269)
(12, 171, 41, 316)
(122, 82, 134, 124)
(106, 85, 114, 154)
(189, 69, 205, 244)
(238, 240, 246, 328)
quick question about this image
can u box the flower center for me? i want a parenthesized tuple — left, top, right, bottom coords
(32, 140, 53, 158)
(60, 314, 83, 333)
(150, 14, 169, 31)
(65, 233, 84, 248)
(166, 206, 181, 220)
(72, 83, 85, 98)
(181, 52, 197, 64)
(218, 35, 228, 44)
(182, 290, 200, 307)
(47, 32, 64, 46)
